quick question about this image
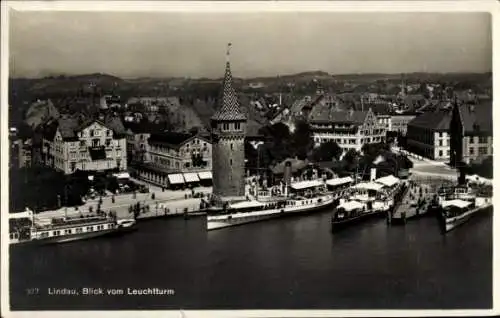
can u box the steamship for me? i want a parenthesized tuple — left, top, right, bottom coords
(331, 175, 403, 231)
(207, 178, 335, 231)
(9, 209, 137, 246)
(437, 184, 493, 232)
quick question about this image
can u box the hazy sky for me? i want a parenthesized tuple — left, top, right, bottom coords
(9, 11, 492, 78)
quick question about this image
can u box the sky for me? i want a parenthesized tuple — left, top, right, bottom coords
(9, 11, 492, 79)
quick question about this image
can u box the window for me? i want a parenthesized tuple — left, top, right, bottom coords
(469, 136, 475, 144)
(230, 159, 233, 166)
(80, 140, 86, 147)
(106, 130, 111, 137)
(92, 139, 100, 147)
(235, 122, 241, 130)
(479, 136, 488, 144)
(438, 140, 443, 146)
(479, 147, 488, 155)
(230, 143, 233, 150)
(106, 139, 112, 147)
(90, 129, 95, 137)
(469, 148, 474, 155)
(223, 123, 229, 131)
(439, 150, 443, 157)
(71, 162, 76, 172)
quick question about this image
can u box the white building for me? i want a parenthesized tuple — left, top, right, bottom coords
(41, 115, 128, 174)
(309, 107, 386, 153)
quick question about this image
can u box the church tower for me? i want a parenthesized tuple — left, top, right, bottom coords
(211, 43, 247, 202)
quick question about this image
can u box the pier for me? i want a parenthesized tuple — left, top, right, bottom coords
(388, 181, 435, 225)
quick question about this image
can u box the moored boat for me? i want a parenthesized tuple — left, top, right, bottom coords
(331, 176, 404, 231)
(207, 179, 335, 231)
(435, 179, 493, 232)
(9, 209, 137, 246)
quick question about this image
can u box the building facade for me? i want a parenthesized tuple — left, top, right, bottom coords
(406, 110, 451, 161)
(133, 132, 213, 188)
(309, 107, 386, 153)
(41, 116, 128, 174)
(210, 50, 247, 201)
(390, 113, 417, 136)
(450, 102, 493, 165)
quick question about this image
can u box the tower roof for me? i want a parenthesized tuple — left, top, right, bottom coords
(211, 44, 247, 121)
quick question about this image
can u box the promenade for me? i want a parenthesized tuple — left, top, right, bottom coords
(34, 181, 213, 221)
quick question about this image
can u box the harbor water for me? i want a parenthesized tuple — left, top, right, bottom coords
(10, 210, 492, 310)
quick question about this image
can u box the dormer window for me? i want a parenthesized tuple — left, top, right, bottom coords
(223, 123, 229, 131)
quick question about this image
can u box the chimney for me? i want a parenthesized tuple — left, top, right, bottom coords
(284, 161, 292, 187)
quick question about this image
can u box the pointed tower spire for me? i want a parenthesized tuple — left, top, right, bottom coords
(211, 43, 246, 121)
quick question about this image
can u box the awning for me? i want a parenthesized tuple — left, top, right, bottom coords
(338, 200, 364, 212)
(375, 175, 400, 188)
(183, 172, 200, 183)
(290, 179, 324, 190)
(198, 171, 213, 180)
(229, 200, 266, 209)
(113, 172, 130, 179)
(326, 176, 353, 187)
(167, 174, 185, 184)
(353, 182, 385, 191)
(442, 199, 472, 209)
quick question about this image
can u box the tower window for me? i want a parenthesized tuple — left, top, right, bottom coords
(230, 159, 232, 166)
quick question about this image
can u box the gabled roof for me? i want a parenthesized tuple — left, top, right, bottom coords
(457, 102, 492, 134)
(211, 59, 247, 121)
(407, 110, 451, 131)
(123, 120, 165, 134)
(42, 115, 127, 141)
(309, 105, 368, 125)
(148, 132, 210, 149)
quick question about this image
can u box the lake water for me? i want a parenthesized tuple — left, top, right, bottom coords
(10, 210, 492, 310)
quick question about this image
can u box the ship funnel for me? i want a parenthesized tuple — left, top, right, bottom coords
(370, 168, 377, 181)
(284, 161, 292, 186)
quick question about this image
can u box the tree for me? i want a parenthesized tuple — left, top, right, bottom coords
(311, 141, 342, 162)
(291, 120, 314, 160)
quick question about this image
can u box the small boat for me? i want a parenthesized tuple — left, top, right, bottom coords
(9, 210, 137, 246)
(207, 179, 335, 231)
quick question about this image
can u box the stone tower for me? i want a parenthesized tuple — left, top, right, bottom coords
(211, 43, 247, 202)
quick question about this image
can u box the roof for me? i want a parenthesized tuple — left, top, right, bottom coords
(309, 105, 368, 125)
(338, 200, 364, 212)
(326, 176, 353, 187)
(42, 115, 127, 142)
(441, 199, 472, 209)
(457, 102, 492, 134)
(375, 175, 400, 187)
(290, 179, 324, 190)
(407, 110, 451, 131)
(123, 120, 164, 134)
(149, 132, 193, 147)
(229, 200, 266, 209)
(353, 182, 385, 191)
(211, 61, 247, 121)
(148, 132, 210, 148)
